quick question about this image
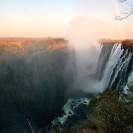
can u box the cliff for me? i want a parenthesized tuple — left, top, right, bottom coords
(99, 39, 133, 46)
(0, 37, 76, 132)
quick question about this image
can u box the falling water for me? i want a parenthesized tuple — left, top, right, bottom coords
(97, 43, 132, 90)
(48, 41, 133, 128)
(124, 70, 133, 91)
(75, 42, 133, 92)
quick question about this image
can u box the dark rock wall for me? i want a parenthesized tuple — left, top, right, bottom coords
(0, 42, 76, 132)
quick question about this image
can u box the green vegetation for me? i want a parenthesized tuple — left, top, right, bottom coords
(53, 84, 133, 133)
(88, 89, 131, 133)
(0, 37, 69, 64)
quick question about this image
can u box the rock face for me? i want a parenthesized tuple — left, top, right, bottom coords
(0, 38, 76, 132)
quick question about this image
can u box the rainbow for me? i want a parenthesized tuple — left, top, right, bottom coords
(112, 0, 127, 39)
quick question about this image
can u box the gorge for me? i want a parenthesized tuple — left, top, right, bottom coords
(0, 38, 133, 133)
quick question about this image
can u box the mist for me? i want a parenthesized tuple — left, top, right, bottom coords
(0, 38, 77, 132)
(63, 17, 108, 93)
(0, 0, 133, 132)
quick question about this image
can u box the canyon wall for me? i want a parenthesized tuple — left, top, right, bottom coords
(0, 38, 76, 132)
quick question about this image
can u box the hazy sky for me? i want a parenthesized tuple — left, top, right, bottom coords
(0, 0, 133, 41)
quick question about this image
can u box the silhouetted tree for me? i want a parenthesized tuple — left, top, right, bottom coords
(115, 0, 133, 20)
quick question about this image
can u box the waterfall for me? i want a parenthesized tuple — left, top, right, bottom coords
(115, 52, 132, 89)
(97, 43, 132, 90)
(73, 42, 133, 93)
(47, 41, 133, 129)
(101, 43, 124, 88)
(124, 70, 133, 91)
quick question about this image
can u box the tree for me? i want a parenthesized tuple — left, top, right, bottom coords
(88, 87, 133, 133)
(88, 89, 125, 133)
(54, 83, 133, 133)
(115, 0, 133, 20)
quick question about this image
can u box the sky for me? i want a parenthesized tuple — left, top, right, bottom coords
(0, 0, 133, 42)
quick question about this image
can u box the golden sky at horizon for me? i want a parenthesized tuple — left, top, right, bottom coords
(0, 0, 133, 43)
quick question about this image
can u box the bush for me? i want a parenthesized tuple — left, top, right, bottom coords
(88, 87, 133, 133)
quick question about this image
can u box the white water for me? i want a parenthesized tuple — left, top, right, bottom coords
(101, 43, 132, 89)
(124, 70, 133, 92)
(101, 43, 124, 89)
(51, 98, 89, 126)
(74, 43, 132, 92)
(73, 43, 103, 92)
(50, 42, 133, 127)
